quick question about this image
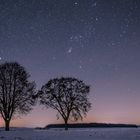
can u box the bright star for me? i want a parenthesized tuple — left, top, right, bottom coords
(67, 47, 72, 53)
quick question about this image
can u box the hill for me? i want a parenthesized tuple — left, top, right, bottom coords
(45, 123, 137, 129)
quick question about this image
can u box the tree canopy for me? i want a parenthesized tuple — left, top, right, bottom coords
(38, 77, 91, 130)
(0, 62, 36, 131)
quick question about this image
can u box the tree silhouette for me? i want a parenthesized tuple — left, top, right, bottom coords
(0, 62, 36, 131)
(38, 77, 91, 130)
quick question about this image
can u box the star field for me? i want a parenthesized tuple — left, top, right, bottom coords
(0, 0, 140, 127)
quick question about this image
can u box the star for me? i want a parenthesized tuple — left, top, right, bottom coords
(74, 2, 78, 5)
(67, 47, 73, 54)
(92, 2, 97, 7)
(79, 65, 82, 69)
(95, 17, 98, 21)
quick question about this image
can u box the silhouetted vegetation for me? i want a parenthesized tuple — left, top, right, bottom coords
(37, 77, 91, 130)
(46, 123, 138, 129)
(0, 62, 36, 131)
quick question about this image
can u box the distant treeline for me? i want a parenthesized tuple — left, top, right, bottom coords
(45, 123, 137, 129)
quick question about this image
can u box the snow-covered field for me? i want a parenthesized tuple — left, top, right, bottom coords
(0, 128, 140, 140)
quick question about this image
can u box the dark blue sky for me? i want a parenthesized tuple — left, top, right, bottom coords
(0, 0, 140, 127)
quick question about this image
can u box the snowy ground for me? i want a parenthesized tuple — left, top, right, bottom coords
(0, 128, 140, 140)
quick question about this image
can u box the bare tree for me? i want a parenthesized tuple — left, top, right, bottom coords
(0, 62, 36, 131)
(38, 77, 91, 130)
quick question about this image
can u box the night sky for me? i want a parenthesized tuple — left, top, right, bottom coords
(0, 0, 140, 127)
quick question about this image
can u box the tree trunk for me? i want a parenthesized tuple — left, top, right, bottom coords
(5, 120, 10, 131)
(64, 119, 68, 130)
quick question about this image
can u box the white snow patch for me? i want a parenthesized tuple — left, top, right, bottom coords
(0, 128, 139, 140)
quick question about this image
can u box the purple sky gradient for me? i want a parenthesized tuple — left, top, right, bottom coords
(0, 0, 140, 127)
